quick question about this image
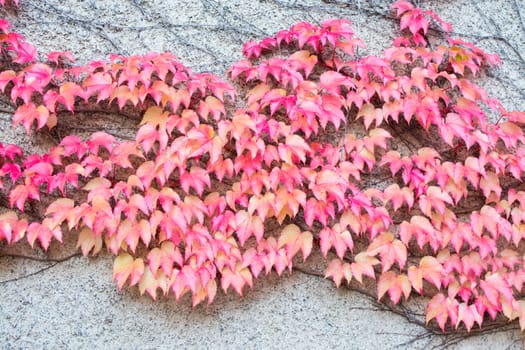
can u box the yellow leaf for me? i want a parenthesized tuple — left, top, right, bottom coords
(76, 227, 102, 256)
(300, 231, 313, 261)
(141, 106, 168, 128)
(277, 224, 301, 248)
(113, 253, 134, 290)
(247, 83, 269, 105)
(377, 270, 396, 300)
(139, 267, 158, 299)
(129, 258, 145, 286)
(340, 210, 361, 234)
(46, 112, 57, 129)
(206, 280, 217, 304)
(83, 177, 111, 191)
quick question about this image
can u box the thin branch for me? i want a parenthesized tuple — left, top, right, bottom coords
(514, 0, 525, 34)
(472, 3, 525, 66)
(0, 252, 81, 285)
(293, 264, 522, 346)
(0, 251, 81, 263)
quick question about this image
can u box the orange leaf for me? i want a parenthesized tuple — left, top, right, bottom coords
(350, 252, 379, 283)
(325, 259, 352, 287)
(76, 227, 102, 256)
(377, 271, 411, 304)
(113, 253, 144, 290)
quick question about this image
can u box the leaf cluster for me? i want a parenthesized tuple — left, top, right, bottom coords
(1, 0, 525, 332)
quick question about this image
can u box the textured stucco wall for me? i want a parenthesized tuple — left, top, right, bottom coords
(0, 1, 524, 349)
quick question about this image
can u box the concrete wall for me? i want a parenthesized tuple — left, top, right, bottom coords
(1, 1, 524, 349)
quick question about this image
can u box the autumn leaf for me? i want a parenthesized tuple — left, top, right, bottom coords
(76, 226, 103, 256)
(319, 224, 353, 259)
(377, 271, 411, 304)
(457, 303, 483, 331)
(141, 106, 169, 129)
(288, 50, 318, 78)
(0, 211, 27, 243)
(325, 259, 352, 287)
(277, 224, 313, 261)
(13, 103, 50, 132)
(10, 183, 39, 211)
(350, 252, 380, 283)
(426, 293, 459, 331)
(383, 184, 414, 211)
(408, 256, 443, 293)
(113, 253, 145, 290)
(147, 241, 183, 276)
(26, 219, 62, 250)
(235, 209, 264, 246)
(45, 198, 75, 228)
(220, 264, 253, 296)
(367, 232, 407, 271)
(1, 1, 524, 326)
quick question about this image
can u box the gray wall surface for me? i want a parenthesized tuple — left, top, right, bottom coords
(1, 1, 524, 349)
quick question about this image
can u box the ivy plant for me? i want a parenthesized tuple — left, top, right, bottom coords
(1, 0, 525, 333)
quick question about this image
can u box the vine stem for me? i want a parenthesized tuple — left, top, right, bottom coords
(292, 264, 523, 347)
(0, 252, 82, 285)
